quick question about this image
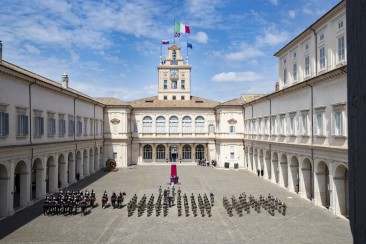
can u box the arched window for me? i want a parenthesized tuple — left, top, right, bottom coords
(195, 116, 204, 133)
(143, 145, 152, 160)
(169, 116, 179, 133)
(156, 116, 166, 133)
(142, 116, 152, 133)
(156, 145, 165, 160)
(195, 145, 204, 160)
(182, 145, 191, 160)
(182, 116, 192, 133)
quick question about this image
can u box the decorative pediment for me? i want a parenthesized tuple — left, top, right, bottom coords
(228, 118, 237, 124)
(110, 118, 120, 124)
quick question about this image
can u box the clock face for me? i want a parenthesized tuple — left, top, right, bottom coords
(170, 70, 178, 78)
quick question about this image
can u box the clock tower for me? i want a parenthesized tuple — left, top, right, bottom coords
(157, 45, 191, 100)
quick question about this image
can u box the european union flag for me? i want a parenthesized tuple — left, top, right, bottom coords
(187, 42, 193, 49)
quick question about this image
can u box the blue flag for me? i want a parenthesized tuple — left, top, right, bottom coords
(187, 42, 193, 49)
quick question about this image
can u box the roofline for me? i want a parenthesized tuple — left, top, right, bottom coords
(1, 60, 106, 107)
(274, 0, 345, 57)
(243, 65, 347, 107)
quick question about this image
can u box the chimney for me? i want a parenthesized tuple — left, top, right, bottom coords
(275, 82, 279, 92)
(0, 40, 2, 63)
(61, 73, 69, 88)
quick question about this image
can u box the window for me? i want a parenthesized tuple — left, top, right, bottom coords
(172, 81, 177, 89)
(90, 119, 93, 135)
(319, 33, 324, 41)
(319, 46, 325, 70)
(283, 69, 287, 86)
(293, 52, 296, 58)
(113, 152, 117, 160)
(331, 105, 346, 136)
(182, 145, 191, 160)
(68, 117, 74, 136)
(288, 115, 296, 136)
(169, 116, 179, 133)
(172, 95, 176, 100)
(143, 145, 152, 160)
(84, 119, 88, 136)
(271, 116, 276, 135)
(133, 122, 138, 133)
(95, 120, 99, 135)
(112, 123, 117, 134)
(264, 117, 269, 135)
(279, 116, 285, 135)
(314, 113, 324, 136)
(258, 119, 262, 134)
(195, 116, 204, 133)
(156, 116, 166, 133)
(181, 96, 185, 100)
(164, 80, 167, 90)
(195, 145, 204, 160)
(299, 113, 308, 136)
(229, 125, 235, 133)
(208, 124, 215, 133)
(182, 116, 192, 133)
(59, 117, 65, 136)
(305, 55, 310, 76)
(17, 114, 28, 136)
(142, 116, 153, 133)
(338, 35, 345, 62)
(338, 20, 344, 29)
(333, 112, 343, 136)
(35, 116, 44, 136)
(0, 112, 9, 136)
(76, 120, 82, 136)
(48, 117, 56, 136)
(181, 80, 185, 90)
(156, 145, 165, 160)
(305, 43, 309, 51)
(163, 96, 167, 100)
(293, 63, 297, 81)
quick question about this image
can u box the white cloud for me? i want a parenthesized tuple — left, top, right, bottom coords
(212, 71, 262, 82)
(256, 24, 289, 46)
(214, 42, 264, 61)
(302, 6, 313, 15)
(269, 0, 278, 6)
(191, 32, 208, 44)
(289, 10, 296, 18)
(24, 44, 40, 54)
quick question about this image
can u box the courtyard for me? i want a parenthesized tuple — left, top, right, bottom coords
(0, 165, 352, 243)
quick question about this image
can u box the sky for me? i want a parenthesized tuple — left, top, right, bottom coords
(0, 0, 341, 102)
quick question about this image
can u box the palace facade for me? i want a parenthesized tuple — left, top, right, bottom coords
(0, 0, 347, 218)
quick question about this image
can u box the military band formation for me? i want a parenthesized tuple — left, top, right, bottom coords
(42, 188, 287, 218)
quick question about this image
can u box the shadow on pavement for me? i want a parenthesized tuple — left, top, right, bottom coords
(0, 170, 109, 240)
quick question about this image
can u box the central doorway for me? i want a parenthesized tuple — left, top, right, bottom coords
(170, 145, 178, 162)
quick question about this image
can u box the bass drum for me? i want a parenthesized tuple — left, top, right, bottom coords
(106, 159, 117, 170)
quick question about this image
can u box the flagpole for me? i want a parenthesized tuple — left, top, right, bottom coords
(160, 42, 162, 64)
(174, 18, 175, 44)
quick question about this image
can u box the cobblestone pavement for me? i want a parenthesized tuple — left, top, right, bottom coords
(0, 165, 353, 243)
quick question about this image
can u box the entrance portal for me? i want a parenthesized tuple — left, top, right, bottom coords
(170, 145, 178, 162)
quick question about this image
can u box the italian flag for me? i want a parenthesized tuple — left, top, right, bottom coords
(175, 22, 190, 34)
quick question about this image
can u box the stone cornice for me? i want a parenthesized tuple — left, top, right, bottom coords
(243, 66, 347, 107)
